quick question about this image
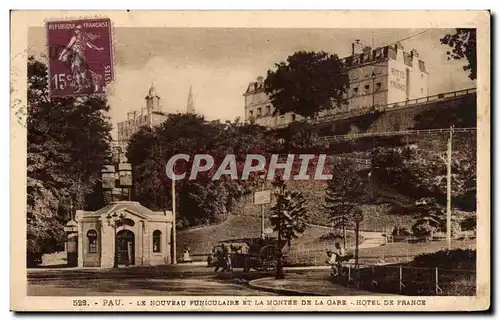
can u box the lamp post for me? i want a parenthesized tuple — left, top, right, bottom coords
(353, 210, 364, 269)
(106, 212, 126, 268)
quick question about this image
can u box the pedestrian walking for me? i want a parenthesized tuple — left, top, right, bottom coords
(214, 245, 225, 273)
(182, 245, 192, 263)
(222, 243, 230, 272)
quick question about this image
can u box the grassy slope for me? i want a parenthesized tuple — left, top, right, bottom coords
(177, 179, 422, 259)
(285, 238, 476, 266)
(177, 129, 476, 261)
(176, 214, 352, 258)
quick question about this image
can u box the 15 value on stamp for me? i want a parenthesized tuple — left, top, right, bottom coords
(46, 18, 114, 98)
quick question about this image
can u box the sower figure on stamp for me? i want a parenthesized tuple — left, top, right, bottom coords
(58, 24, 104, 94)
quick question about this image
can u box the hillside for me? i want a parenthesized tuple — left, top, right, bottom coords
(176, 212, 364, 260)
(177, 93, 477, 262)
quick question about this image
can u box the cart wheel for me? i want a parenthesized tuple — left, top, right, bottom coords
(260, 245, 278, 271)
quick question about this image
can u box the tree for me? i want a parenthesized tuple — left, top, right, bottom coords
(27, 56, 112, 266)
(440, 29, 477, 80)
(270, 176, 309, 279)
(264, 51, 349, 118)
(126, 114, 280, 228)
(324, 158, 367, 248)
(372, 143, 476, 211)
(275, 120, 328, 153)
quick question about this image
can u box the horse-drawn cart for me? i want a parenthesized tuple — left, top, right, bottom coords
(210, 237, 287, 272)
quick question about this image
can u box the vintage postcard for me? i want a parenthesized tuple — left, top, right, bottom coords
(11, 11, 490, 312)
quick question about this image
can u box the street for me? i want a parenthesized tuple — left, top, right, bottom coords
(28, 276, 276, 296)
(26, 264, 336, 296)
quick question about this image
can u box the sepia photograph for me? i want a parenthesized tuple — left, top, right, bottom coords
(10, 10, 490, 312)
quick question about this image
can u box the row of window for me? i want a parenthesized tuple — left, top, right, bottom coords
(351, 82, 383, 94)
(118, 115, 150, 128)
(247, 105, 298, 121)
(248, 105, 272, 118)
(86, 229, 164, 254)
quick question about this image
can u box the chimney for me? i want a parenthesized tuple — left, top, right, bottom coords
(411, 49, 420, 69)
(394, 42, 404, 62)
(256, 76, 264, 85)
(351, 39, 363, 55)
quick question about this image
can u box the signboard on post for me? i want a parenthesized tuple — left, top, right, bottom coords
(353, 211, 364, 222)
(118, 163, 132, 187)
(101, 165, 115, 189)
(254, 190, 272, 205)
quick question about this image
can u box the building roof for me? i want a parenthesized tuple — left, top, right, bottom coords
(244, 44, 428, 96)
(91, 201, 169, 218)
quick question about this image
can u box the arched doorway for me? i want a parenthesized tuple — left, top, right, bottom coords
(116, 230, 135, 266)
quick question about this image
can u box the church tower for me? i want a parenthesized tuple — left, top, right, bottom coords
(145, 83, 161, 112)
(186, 85, 195, 114)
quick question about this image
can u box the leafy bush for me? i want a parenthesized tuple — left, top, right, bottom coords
(411, 221, 438, 241)
(412, 249, 476, 270)
(461, 215, 476, 231)
(318, 231, 365, 245)
(392, 226, 412, 236)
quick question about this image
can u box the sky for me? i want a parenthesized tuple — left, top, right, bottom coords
(28, 27, 476, 139)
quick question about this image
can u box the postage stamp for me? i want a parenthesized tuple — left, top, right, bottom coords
(46, 18, 114, 97)
(10, 11, 490, 313)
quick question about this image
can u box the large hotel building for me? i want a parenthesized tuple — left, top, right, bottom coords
(243, 42, 430, 128)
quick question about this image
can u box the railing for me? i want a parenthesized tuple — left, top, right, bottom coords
(329, 156, 371, 165)
(339, 264, 476, 296)
(321, 127, 477, 141)
(378, 87, 476, 112)
(309, 87, 477, 124)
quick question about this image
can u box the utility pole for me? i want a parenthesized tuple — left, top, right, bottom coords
(261, 180, 265, 239)
(172, 168, 177, 264)
(446, 126, 453, 249)
(371, 71, 376, 109)
(258, 169, 268, 239)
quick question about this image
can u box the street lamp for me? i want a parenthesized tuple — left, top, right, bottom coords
(353, 209, 364, 269)
(106, 212, 126, 268)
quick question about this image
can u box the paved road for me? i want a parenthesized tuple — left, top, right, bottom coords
(28, 276, 277, 296)
(27, 264, 330, 296)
